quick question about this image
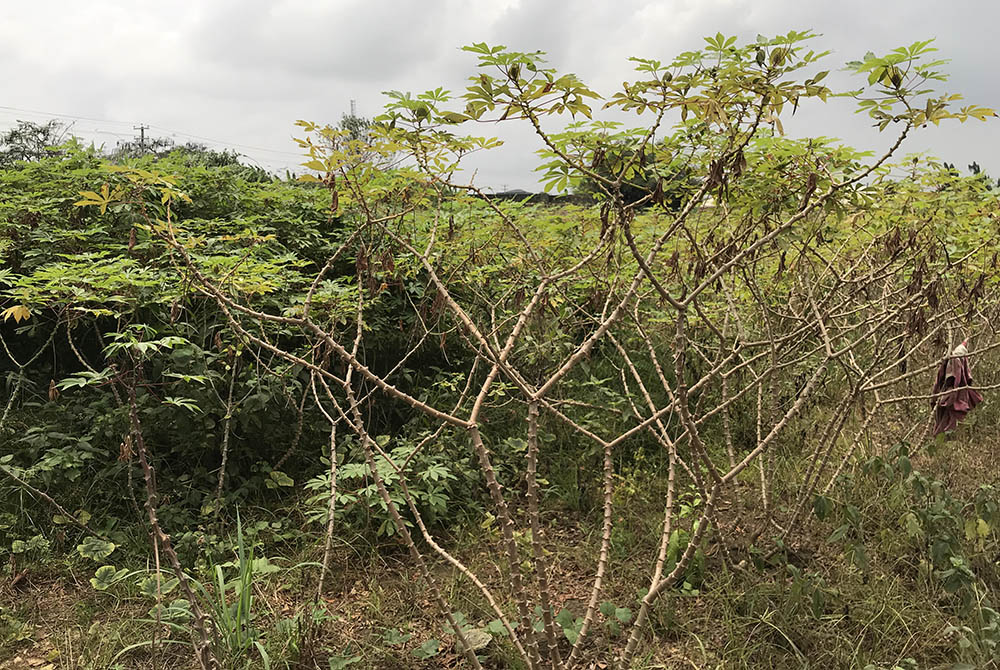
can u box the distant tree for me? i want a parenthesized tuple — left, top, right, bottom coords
(339, 112, 371, 142)
(573, 141, 693, 209)
(164, 142, 272, 181)
(106, 136, 272, 181)
(330, 110, 397, 169)
(169, 142, 243, 166)
(942, 160, 999, 189)
(0, 120, 71, 166)
(108, 135, 175, 161)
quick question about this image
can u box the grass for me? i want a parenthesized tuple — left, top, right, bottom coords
(0, 576, 196, 670)
(5, 407, 1000, 669)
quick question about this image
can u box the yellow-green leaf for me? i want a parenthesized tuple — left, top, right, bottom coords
(1, 305, 30, 323)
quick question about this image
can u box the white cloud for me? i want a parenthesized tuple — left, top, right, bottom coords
(1, 0, 996, 187)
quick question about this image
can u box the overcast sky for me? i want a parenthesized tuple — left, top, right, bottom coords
(2, 0, 996, 189)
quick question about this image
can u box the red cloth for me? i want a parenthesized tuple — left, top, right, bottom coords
(932, 348, 983, 435)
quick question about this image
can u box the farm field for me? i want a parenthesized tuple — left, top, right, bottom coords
(3, 24, 1000, 670)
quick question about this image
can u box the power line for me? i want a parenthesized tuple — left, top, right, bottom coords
(133, 124, 149, 152)
(0, 111, 305, 177)
(146, 124, 302, 157)
(0, 104, 137, 127)
(0, 112, 164, 144)
(0, 103, 305, 159)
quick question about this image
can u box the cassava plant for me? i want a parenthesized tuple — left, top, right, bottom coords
(62, 32, 1000, 669)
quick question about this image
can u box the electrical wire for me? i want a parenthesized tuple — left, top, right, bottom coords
(0, 103, 306, 171)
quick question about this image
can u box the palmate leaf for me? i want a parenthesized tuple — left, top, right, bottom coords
(91, 565, 117, 590)
(53, 509, 91, 525)
(411, 639, 440, 660)
(77, 536, 116, 561)
(462, 628, 493, 651)
(382, 628, 412, 646)
(327, 655, 361, 670)
(265, 471, 294, 489)
(615, 607, 633, 624)
(1, 305, 30, 323)
(138, 575, 180, 598)
(148, 598, 193, 622)
(90, 565, 129, 591)
(56, 369, 114, 390)
(162, 396, 202, 413)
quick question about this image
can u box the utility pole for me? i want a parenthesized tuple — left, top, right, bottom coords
(133, 124, 149, 152)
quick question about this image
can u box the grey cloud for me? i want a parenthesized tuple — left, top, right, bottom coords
(1, 0, 996, 187)
(191, 0, 462, 82)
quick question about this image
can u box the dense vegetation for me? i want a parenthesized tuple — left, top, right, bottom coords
(3, 31, 1000, 670)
